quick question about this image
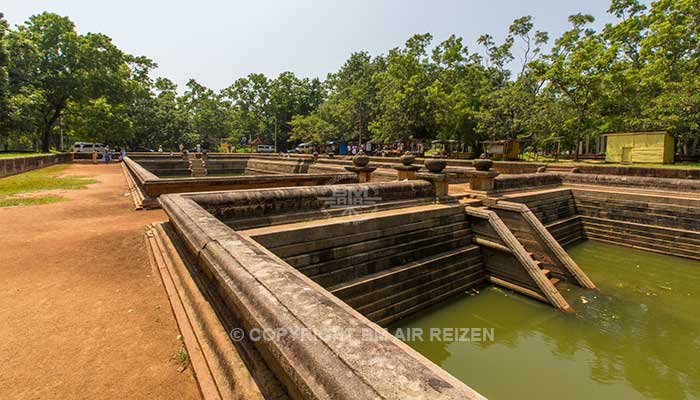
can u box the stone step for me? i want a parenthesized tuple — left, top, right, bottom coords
(369, 271, 486, 327)
(309, 233, 474, 287)
(286, 221, 471, 268)
(585, 232, 700, 260)
(266, 213, 467, 258)
(252, 204, 466, 249)
(355, 262, 484, 316)
(331, 245, 481, 301)
(550, 277, 561, 285)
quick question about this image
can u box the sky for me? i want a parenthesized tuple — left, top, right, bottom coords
(3, 0, 623, 91)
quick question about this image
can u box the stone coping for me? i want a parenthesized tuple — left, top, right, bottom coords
(131, 152, 700, 182)
(490, 172, 700, 194)
(189, 180, 436, 221)
(0, 153, 73, 178)
(159, 187, 484, 400)
(123, 156, 359, 198)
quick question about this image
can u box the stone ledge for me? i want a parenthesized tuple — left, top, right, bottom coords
(0, 153, 73, 178)
(159, 192, 485, 400)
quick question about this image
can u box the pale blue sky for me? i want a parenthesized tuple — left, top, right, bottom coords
(4, 0, 623, 91)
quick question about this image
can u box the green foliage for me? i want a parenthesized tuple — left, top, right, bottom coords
(2, 2, 699, 157)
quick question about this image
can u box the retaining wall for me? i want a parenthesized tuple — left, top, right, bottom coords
(159, 187, 484, 400)
(0, 153, 73, 178)
(502, 185, 700, 259)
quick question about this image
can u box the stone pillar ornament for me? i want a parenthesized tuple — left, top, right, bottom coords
(418, 158, 449, 199)
(468, 154, 499, 192)
(394, 152, 421, 180)
(344, 151, 376, 183)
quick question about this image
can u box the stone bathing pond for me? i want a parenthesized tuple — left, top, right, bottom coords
(392, 240, 700, 400)
(128, 152, 700, 399)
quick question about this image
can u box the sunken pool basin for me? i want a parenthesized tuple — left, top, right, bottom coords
(392, 241, 700, 400)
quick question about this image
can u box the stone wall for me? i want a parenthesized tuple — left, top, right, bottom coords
(503, 189, 584, 246)
(493, 173, 562, 192)
(0, 153, 73, 178)
(159, 191, 485, 400)
(561, 173, 700, 193)
(193, 180, 436, 229)
(250, 203, 485, 326)
(572, 188, 700, 259)
(502, 186, 700, 259)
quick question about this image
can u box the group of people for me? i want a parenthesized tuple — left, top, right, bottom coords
(92, 146, 127, 163)
(156, 144, 202, 153)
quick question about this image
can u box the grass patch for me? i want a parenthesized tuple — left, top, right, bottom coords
(0, 164, 97, 196)
(0, 195, 65, 207)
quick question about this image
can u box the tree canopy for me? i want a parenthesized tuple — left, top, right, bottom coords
(1, 1, 699, 157)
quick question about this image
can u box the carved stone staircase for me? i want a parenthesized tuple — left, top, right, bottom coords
(188, 154, 207, 177)
(466, 200, 596, 311)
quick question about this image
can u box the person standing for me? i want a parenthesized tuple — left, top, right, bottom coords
(179, 143, 184, 153)
(158, 145, 163, 152)
(196, 143, 201, 153)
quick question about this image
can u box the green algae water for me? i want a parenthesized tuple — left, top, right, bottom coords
(392, 241, 700, 399)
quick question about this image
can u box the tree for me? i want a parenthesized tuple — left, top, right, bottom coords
(322, 52, 383, 144)
(427, 35, 486, 149)
(182, 79, 230, 149)
(371, 33, 437, 143)
(534, 14, 608, 160)
(0, 13, 9, 140)
(5, 13, 82, 152)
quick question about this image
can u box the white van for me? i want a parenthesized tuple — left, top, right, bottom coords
(294, 143, 314, 154)
(73, 142, 105, 153)
(256, 144, 277, 153)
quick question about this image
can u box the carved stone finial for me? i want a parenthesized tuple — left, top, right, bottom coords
(473, 156, 493, 172)
(424, 159, 447, 173)
(352, 150, 370, 167)
(400, 152, 415, 166)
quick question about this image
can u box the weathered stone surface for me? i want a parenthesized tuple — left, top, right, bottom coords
(493, 173, 562, 192)
(160, 193, 485, 400)
(561, 173, 700, 193)
(0, 153, 73, 178)
(425, 159, 447, 173)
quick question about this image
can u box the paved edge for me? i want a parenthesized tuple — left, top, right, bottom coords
(146, 223, 272, 400)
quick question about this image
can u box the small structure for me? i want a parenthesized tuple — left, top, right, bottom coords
(430, 140, 460, 158)
(468, 155, 499, 192)
(393, 152, 421, 180)
(481, 139, 521, 161)
(603, 131, 674, 164)
(344, 151, 376, 183)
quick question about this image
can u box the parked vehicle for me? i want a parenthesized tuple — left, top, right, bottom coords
(294, 143, 314, 154)
(256, 144, 277, 153)
(73, 142, 105, 153)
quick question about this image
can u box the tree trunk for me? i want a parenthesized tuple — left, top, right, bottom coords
(575, 135, 582, 162)
(41, 125, 52, 153)
(40, 106, 63, 153)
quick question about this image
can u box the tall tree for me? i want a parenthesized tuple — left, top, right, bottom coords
(0, 13, 9, 141)
(371, 33, 436, 143)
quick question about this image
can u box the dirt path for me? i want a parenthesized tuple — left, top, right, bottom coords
(0, 163, 200, 399)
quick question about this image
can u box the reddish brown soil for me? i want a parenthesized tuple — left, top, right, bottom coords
(0, 163, 200, 399)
